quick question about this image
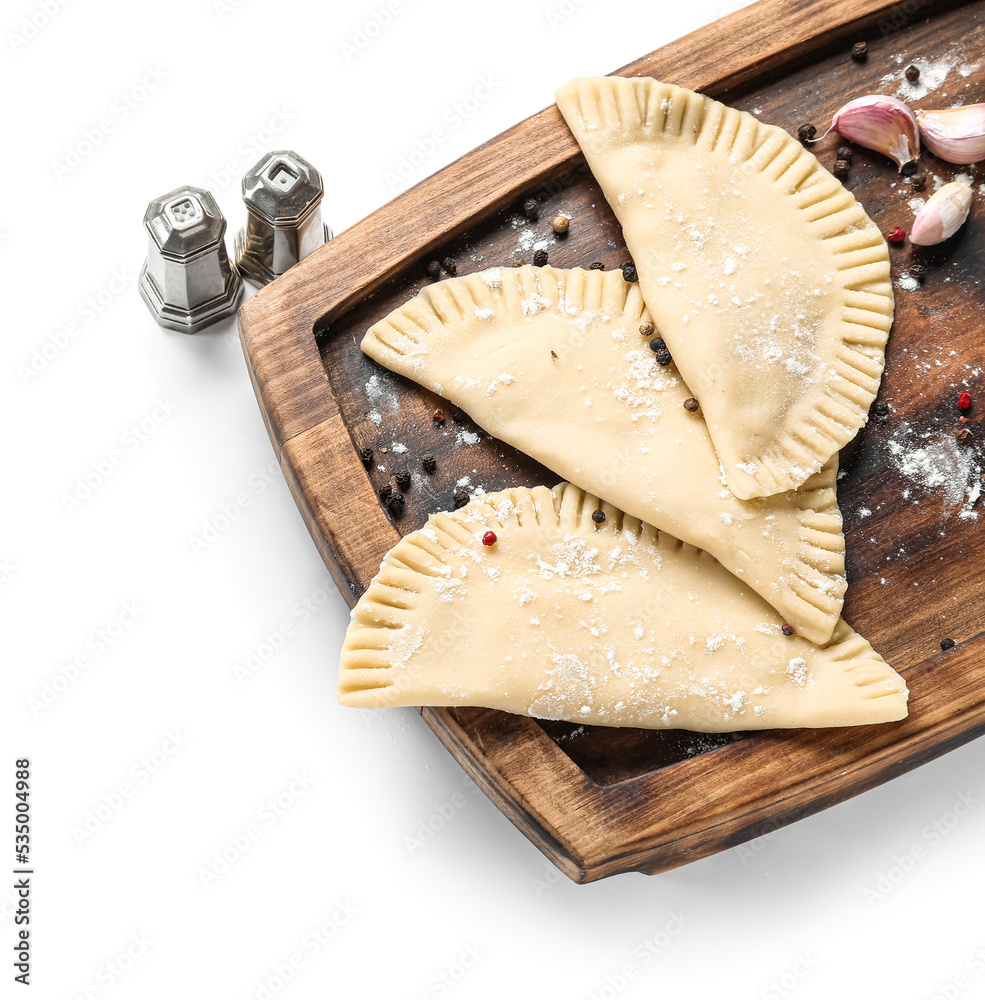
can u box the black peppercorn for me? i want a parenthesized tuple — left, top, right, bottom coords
(395, 470, 411, 491)
(683, 397, 700, 412)
(797, 122, 817, 143)
(451, 408, 466, 423)
(591, 509, 606, 524)
(905, 64, 920, 82)
(422, 454, 436, 474)
(358, 446, 374, 466)
(620, 261, 638, 282)
(441, 257, 457, 275)
(909, 171, 927, 190)
(650, 335, 673, 365)
(523, 198, 539, 220)
(833, 159, 851, 180)
(872, 401, 890, 420)
(589, 261, 605, 270)
(901, 160, 919, 176)
(837, 145, 853, 164)
(940, 637, 956, 650)
(452, 489, 469, 509)
(425, 260, 442, 280)
(851, 41, 868, 61)
(908, 263, 926, 283)
(385, 491, 405, 516)
(533, 249, 548, 266)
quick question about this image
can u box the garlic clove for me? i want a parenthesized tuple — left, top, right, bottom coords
(829, 95, 920, 171)
(915, 105, 985, 165)
(910, 181, 973, 245)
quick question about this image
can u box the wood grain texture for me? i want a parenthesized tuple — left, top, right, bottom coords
(239, 0, 985, 881)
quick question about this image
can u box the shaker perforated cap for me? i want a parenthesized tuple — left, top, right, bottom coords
(235, 150, 332, 287)
(139, 186, 243, 333)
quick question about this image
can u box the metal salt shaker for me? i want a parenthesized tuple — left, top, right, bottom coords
(234, 150, 332, 287)
(139, 186, 243, 333)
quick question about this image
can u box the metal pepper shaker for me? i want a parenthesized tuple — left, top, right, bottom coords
(234, 150, 331, 287)
(139, 186, 243, 333)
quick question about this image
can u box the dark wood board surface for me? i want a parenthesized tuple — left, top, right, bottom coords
(240, 0, 985, 882)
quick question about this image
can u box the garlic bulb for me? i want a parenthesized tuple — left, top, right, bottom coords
(829, 95, 920, 170)
(910, 181, 973, 245)
(915, 105, 985, 165)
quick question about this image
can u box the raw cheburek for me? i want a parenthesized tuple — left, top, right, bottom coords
(338, 485, 907, 731)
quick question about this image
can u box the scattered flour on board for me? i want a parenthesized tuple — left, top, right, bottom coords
(365, 373, 400, 414)
(514, 229, 555, 257)
(881, 49, 965, 100)
(886, 422, 981, 515)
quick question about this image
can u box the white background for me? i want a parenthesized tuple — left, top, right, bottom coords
(3, 1, 985, 998)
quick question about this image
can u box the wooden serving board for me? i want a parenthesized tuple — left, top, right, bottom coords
(239, 0, 985, 882)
